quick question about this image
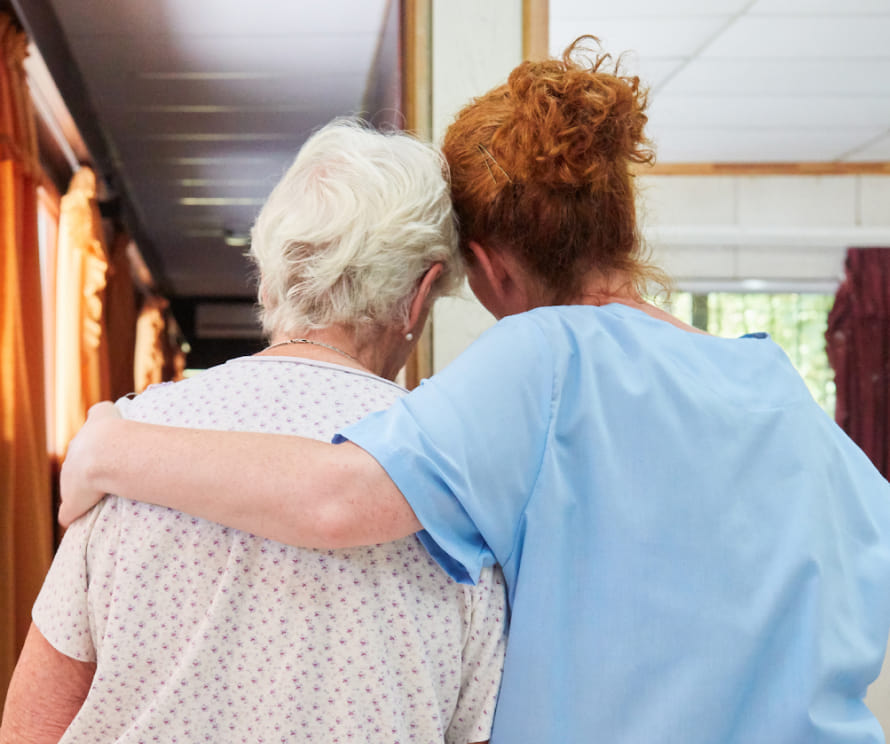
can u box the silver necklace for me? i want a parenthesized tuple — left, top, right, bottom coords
(264, 337, 362, 365)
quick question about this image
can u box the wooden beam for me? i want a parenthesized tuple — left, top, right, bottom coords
(640, 162, 890, 176)
(400, 0, 431, 140)
(400, 0, 434, 388)
(523, 0, 549, 61)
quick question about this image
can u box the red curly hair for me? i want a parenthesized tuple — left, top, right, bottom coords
(442, 36, 664, 302)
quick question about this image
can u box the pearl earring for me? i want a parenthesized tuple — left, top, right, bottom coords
(405, 332, 414, 342)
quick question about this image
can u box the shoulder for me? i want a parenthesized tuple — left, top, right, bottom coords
(483, 308, 558, 344)
(121, 362, 227, 408)
(489, 305, 637, 357)
(406, 310, 559, 426)
(122, 357, 408, 433)
(465, 305, 628, 381)
(435, 309, 560, 380)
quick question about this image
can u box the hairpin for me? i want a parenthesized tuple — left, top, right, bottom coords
(477, 144, 514, 184)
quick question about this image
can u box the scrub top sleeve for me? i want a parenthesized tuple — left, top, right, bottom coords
(339, 314, 555, 584)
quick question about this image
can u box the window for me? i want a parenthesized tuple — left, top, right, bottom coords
(664, 292, 836, 416)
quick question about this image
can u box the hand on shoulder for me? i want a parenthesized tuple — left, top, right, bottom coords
(59, 401, 121, 526)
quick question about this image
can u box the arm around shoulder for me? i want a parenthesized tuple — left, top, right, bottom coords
(60, 407, 420, 548)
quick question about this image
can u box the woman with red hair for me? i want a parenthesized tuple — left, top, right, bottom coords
(57, 39, 890, 743)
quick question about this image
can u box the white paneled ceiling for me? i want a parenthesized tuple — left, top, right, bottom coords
(549, 0, 890, 162)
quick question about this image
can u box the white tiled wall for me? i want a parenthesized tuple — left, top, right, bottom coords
(735, 176, 857, 228)
(640, 174, 890, 292)
(430, 0, 521, 143)
(430, 287, 496, 372)
(654, 244, 739, 280)
(860, 176, 890, 227)
(639, 175, 738, 226)
(733, 244, 844, 280)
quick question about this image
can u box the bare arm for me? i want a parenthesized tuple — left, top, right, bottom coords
(0, 624, 96, 743)
(59, 402, 421, 548)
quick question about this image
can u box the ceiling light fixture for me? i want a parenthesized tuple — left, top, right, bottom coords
(223, 229, 251, 248)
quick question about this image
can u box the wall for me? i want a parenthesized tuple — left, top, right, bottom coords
(429, 0, 521, 371)
(642, 174, 890, 293)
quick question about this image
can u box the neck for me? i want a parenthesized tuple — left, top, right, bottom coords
(257, 324, 411, 380)
(571, 273, 706, 335)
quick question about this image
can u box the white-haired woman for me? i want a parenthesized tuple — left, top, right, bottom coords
(2, 120, 507, 744)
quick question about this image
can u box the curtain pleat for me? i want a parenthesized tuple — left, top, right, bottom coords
(826, 247, 890, 479)
(37, 183, 60, 457)
(134, 295, 170, 393)
(53, 166, 111, 455)
(0, 14, 54, 704)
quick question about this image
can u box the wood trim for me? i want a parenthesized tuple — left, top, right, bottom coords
(523, 0, 549, 61)
(400, 0, 431, 140)
(640, 162, 890, 176)
(400, 0, 434, 388)
(406, 315, 434, 390)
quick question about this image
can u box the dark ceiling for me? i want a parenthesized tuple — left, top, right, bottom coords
(10, 0, 399, 367)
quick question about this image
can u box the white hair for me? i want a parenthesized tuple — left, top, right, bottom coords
(249, 118, 462, 337)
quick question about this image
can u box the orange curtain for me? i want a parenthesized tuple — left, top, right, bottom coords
(53, 166, 111, 456)
(134, 295, 170, 393)
(37, 183, 61, 456)
(0, 14, 54, 703)
(105, 232, 138, 399)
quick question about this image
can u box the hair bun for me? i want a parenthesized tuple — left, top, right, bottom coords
(492, 39, 653, 189)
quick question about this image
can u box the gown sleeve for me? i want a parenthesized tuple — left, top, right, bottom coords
(337, 313, 555, 584)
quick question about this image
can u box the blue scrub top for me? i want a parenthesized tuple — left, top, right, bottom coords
(340, 304, 890, 743)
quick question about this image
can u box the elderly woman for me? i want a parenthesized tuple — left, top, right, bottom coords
(1, 119, 507, 744)
(56, 39, 890, 743)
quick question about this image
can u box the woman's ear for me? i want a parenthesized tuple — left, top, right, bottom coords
(466, 240, 531, 318)
(467, 240, 502, 284)
(406, 262, 445, 333)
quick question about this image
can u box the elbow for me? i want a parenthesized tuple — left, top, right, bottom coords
(309, 495, 362, 549)
(304, 441, 382, 549)
(272, 440, 406, 550)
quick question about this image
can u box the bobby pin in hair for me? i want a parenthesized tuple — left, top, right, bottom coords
(477, 144, 513, 185)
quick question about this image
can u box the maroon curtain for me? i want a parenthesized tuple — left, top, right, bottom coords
(826, 247, 890, 479)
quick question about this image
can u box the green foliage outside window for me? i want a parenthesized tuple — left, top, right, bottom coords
(663, 293, 837, 417)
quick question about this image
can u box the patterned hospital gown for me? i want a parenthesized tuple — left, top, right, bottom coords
(34, 355, 508, 743)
